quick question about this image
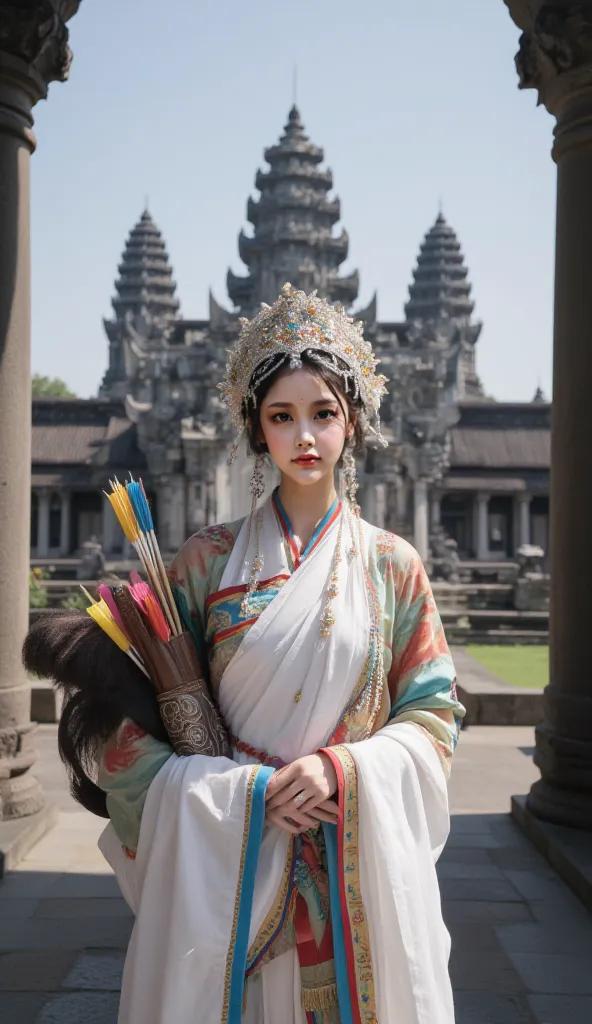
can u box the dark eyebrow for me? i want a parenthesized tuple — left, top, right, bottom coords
(266, 398, 338, 410)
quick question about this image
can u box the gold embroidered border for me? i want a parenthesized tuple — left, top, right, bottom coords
(221, 764, 259, 1024)
(396, 715, 454, 781)
(414, 722, 453, 779)
(332, 745, 377, 1023)
(329, 537, 386, 747)
(246, 835, 295, 969)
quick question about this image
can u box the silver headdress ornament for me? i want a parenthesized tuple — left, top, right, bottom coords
(218, 283, 388, 462)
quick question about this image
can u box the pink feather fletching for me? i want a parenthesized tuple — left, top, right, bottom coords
(96, 584, 128, 636)
(128, 572, 154, 613)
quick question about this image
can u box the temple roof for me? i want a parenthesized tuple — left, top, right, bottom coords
(31, 398, 144, 470)
(110, 209, 179, 323)
(405, 212, 475, 323)
(448, 401, 551, 471)
(227, 106, 359, 313)
(450, 427, 550, 469)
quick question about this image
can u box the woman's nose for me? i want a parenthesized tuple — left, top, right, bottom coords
(296, 432, 315, 449)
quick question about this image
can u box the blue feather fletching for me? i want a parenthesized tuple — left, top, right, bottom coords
(127, 481, 154, 533)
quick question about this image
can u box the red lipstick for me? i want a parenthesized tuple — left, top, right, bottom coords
(293, 454, 319, 466)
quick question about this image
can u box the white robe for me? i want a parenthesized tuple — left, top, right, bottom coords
(100, 498, 454, 1023)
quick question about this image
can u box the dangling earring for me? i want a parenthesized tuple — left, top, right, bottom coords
(340, 441, 360, 560)
(241, 453, 265, 619)
(341, 443, 359, 511)
(250, 452, 266, 513)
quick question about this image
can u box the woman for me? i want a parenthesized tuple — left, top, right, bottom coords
(96, 284, 464, 1024)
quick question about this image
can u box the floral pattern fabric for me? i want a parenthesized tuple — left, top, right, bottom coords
(98, 517, 463, 853)
(97, 514, 463, 1017)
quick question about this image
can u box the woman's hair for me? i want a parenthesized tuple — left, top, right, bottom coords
(244, 350, 366, 457)
(23, 611, 168, 817)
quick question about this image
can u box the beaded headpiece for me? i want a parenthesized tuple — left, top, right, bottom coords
(218, 283, 388, 460)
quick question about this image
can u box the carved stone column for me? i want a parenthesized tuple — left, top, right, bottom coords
(413, 480, 429, 563)
(157, 475, 187, 552)
(517, 492, 531, 548)
(374, 483, 387, 531)
(0, 1, 81, 822)
(102, 491, 119, 555)
(476, 492, 490, 561)
(215, 458, 231, 527)
(505, 0, 592, 828)
(431, 491, 441, 530)
(395, 474, 408, 527)
(59, 489, 71, 556)
(37, 490, 50, 558)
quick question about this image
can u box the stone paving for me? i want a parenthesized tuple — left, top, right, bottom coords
(0, 724, 591, 1023)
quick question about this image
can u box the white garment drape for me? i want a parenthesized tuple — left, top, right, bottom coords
(346, 722, 453, 1024)
(100, 756, 271, 1024)
(100, 499, 454, 1023)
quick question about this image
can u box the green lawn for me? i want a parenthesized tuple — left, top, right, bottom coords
(465, 645, 548, 690)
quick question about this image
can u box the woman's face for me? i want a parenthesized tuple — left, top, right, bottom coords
(258, 368, 353, 488)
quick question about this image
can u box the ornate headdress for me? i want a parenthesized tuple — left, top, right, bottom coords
(218, 283, 388, 460)
(218, 284, 388, 640)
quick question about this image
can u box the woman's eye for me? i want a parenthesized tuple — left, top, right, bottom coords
(272, 412, 292, 423)
(316, 408, 337, 420)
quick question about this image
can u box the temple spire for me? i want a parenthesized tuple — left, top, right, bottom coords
(110, 209, 179, 323)
(100, 209, 179, 398)
(227, 107, 359, 313)
(405, 212, 474, 323)
(405, 212, 483, 399)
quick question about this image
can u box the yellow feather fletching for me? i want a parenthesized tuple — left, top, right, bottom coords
(106, 482, 139, 543)
(86, 598, 131, 652)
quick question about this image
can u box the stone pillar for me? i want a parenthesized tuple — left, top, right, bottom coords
(215, 458, 231, 526)
(158, 476, 187, 552)
(169, 475, 187, 550)
(156, 486, 169, 550)
(395, 474, 408, 526)
(505, 1, 592, 828)
(413, 479, 429, 563)
(37, 490, 50, 558)
(476, 492, 490, 561)
(517, 493, 531, 548)
(431, 491, 441, 530)
(102, 492, 119, 555)
(60, 491, 71, 556)
(374, 483, 387, 530)
(0, 2, 80, 820)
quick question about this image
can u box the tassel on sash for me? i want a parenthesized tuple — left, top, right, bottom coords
(301, 980, 339, 1011)
(295, 886, 339, 1014)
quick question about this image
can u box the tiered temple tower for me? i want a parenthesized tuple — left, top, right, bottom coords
(100, 209, 180, 398)
(226, 106, 359, 313)
(405, 212, 483, 399)
(95, 124, 492, 549)
(405, 212, 474, 322)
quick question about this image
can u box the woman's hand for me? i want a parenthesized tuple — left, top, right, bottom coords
(265, 753, 339, 834)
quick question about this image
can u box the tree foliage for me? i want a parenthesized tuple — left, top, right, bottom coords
(32, 374, 76, 398)
(29, 569, 49, 609)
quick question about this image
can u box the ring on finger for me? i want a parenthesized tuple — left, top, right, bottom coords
(294, 791, 306, 807)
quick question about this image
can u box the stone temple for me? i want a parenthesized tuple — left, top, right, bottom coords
(31, 106, 550, 566)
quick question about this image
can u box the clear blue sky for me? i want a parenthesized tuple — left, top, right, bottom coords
(31, 0, 556, 402)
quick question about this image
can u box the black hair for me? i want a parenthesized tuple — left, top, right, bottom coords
(244, 351, 365, 457)
(23, 611, 168, 817)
